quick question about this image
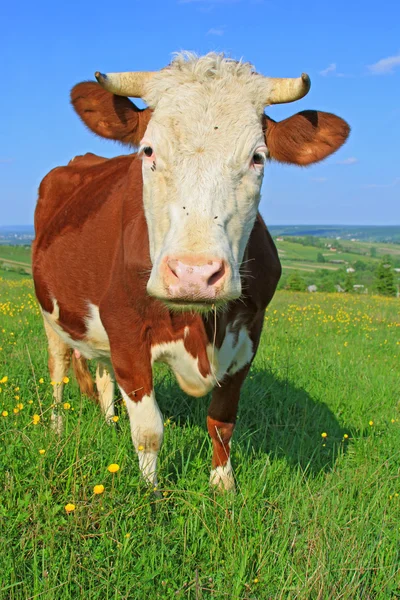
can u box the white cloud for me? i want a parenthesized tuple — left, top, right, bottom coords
(336, 157, 358, 165)
(363, 178, 400, 189)
(180, 0, 239, 4)
(319, 63, 337, 77)
(311, 177, 328, 183)
(368, 53, 400, 75)
(207, 27, 224, 35)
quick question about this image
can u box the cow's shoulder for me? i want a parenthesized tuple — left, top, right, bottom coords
(34, 153, 138, 244)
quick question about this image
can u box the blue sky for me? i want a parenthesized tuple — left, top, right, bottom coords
(1, 0, 399, 225)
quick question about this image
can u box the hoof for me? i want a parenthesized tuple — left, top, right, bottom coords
(210, 465, 236, 493)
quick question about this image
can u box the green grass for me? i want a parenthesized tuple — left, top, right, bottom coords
(0, 278, 399, 599)
(0, 245, 31, 265)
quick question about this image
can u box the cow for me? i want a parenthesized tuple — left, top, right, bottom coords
(32, 53, 349, 491)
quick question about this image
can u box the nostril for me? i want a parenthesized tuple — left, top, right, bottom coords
(208, 262, 225, 287)
(167, 259, 179, 279)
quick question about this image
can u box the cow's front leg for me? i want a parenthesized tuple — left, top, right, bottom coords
(207, 366, 250, 492)
(120, 387, 164, 487)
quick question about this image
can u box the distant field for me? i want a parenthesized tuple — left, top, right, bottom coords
(0, 277, 399, 598)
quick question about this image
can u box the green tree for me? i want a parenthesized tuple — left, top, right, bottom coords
(317, 252, 326, 263)
(286, 271, 306, 292)
(375, 257, 396, 297)
(370, 246, 377, 258)
(344, 271, 354, 293)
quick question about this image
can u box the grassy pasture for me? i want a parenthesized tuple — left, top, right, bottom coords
(0, 276, 399, 599)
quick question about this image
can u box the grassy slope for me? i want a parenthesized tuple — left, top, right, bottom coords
(0, 278, 399, 599)
(275, 238, 400, 274)
(0, 246, 31, 265)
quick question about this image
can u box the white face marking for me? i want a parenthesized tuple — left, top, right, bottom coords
(121, 388, 164, 487)
(140, 55, 268, 304)
(42, 301, 110, 361)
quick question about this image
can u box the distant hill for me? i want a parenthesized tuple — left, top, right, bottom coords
(1, 225, 400, 245)
(268, 225, 400, 243)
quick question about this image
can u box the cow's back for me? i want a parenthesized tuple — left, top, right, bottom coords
(32, 153, 142, 335)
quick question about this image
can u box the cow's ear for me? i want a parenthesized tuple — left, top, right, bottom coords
(263, 110, 350, 166)
(71, 82, 151, 146)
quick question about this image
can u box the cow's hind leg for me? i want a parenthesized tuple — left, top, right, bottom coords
(96, 362, 115, 422)
(207, 365, 250, 492)
(43, 319, 71, 434)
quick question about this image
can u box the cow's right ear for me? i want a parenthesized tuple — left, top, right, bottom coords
(71, 82, 151, 146)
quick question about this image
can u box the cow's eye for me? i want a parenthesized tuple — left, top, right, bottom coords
(253, 152, 265, 165)
(143, 146, 153, 158)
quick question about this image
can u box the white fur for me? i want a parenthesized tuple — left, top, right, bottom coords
(42, 301, 110, 361)
(121, 388, 164, 487)
(210, 459, 235, 492)
(151, 322, 253, 395)
(96, 362, 115, 421)
(140, 54, 268, 304)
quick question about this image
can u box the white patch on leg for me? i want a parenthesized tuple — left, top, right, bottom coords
(96, 363, 115, 421)
(120, 388, 164, 487)
(210, 456, 235, 492)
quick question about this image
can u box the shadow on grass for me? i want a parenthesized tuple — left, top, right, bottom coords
(154, 364, 349, 480)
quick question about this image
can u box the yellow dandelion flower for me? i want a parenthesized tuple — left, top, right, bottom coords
(14, 387, 20, 392)
(369, 420, 374, 426)
(50, 381, 56, 386)
(65, 503, 75, 513)
(107, 463, 120, 473)
(63, 402, 71, 410)
(39, 449, 45, 455)
(391, 419, 395, 423)
(28, 400, 33, 404)
(321, 432, 328, 438)
(14, 396, 20, 401)
(343, 434, 349, 439)
(0, 376, 8, 384)
(17, 403, 23, 410)
(93, 484, 105, 495)
(39, 378, 44, 384)
(125, 533, 131, 538)
(2, 410, 8, 417)
(13, 408, 19, 414)
(137, 445, 144, 451)
(253, 578, 259, 584)
(32, 414, 40, 425)
(62, 376, 70, 384)
(112, 416, 119, 423)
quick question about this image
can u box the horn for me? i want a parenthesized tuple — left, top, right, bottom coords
(265, 73, 311, 105)
(94, 71, 156, 97)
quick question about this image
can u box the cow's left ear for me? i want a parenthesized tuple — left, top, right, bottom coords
(263, 110, 350, 166)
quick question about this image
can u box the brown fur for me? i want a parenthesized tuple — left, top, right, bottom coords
(70, 82, 152, 146)
(72, 353, 98, 401)
(264, 111, 350, 166)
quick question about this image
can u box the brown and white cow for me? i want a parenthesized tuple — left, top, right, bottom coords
(32, 53, 349, 491)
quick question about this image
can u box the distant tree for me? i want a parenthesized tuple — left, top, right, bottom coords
(370, 247, 377, 258)
(354, 260, 368, 271)
(286, 271, 306, 292)
(317, 252, 326, 263)
(344, 271, 355, 293)
(375, 256, 396, 297)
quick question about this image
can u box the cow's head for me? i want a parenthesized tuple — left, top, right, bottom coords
(72, 53, 349, 311)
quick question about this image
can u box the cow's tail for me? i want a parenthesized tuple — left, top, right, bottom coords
(71, 351, 98, 402)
